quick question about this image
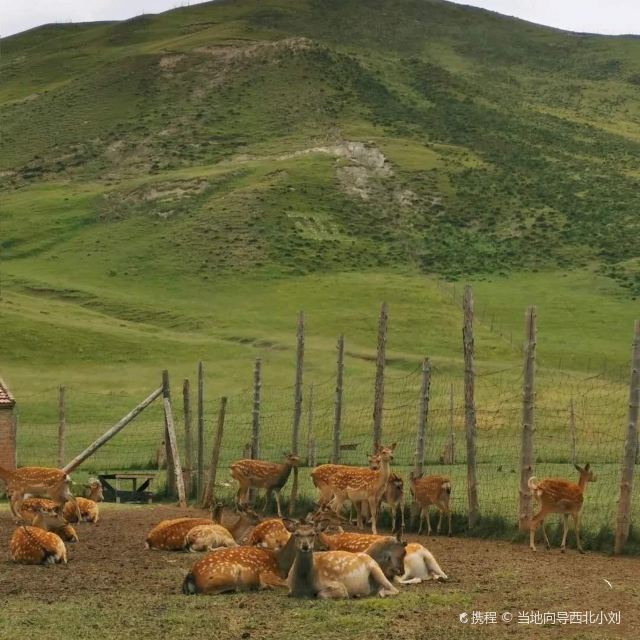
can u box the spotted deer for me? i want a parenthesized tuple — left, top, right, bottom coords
(10, 506, 68, 564)
(182, 520, 302, 595)
(409, 472, 452, 536)
(358, 465, 405, 532)
(145, 517, 213, 551)
(326, 443, 396, 534)
(63, 497, 100, 523)
(184, 524, 238, 552)
(18, 498, 79, 542)
(211, 503, 262, 543)
(248, 518, 292, 550)
(528, 463, 596, 553)
(230, 453, 300, 517)
(0, 465, 80, 522)
(82, 478, 104, 502)
(287, 525, 401, 599)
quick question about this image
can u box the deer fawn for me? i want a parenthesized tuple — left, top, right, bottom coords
(326, 443, 396, 534)
(230, 453, 300, 518)
(528, 463, 596, 553)
(0, 464, 80, 522)
(287, 525, 401, 599)
(211, 503, 261, 543)
(248, 518, 292, 550)
(10, 506, 68, 565)
(82, 478, 104, 502)
(145, 517, 213, 551)
(182, 520, 303, 595)
(184, 524, 238, 552)
(19, 498, 79, 542)
(63, 497, 100, 523)
(409, 472, 452, 536)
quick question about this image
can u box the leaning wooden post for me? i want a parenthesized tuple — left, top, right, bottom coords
(197, 361, 205, 502)
(518, 306, 537, 533)
(162, 372, 187, 508)
(183, 379, 193, 497)
(569, 398, 577, 465)
(462, 286, 480, 528)
(373, 302, 388, 450)
(57, 385, 65, 468)
(332, 334, 345, 464)
(289, 311, 304, 516)
(162, 371, 176, 497)
(614, 320, 640, 555)
(251, 358, 261, 460)
(413, 358, 430, 477)
(202, 396, 227, 509)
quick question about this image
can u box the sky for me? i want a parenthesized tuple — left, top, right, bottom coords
(1, 0, 639, 38)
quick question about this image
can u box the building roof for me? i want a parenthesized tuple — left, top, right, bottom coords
(0, 378, 15, 408)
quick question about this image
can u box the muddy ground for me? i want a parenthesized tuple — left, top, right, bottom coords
(0, 504, 638, 640)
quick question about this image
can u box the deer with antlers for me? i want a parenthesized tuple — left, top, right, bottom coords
(409, 472, 452, 536)
(287, 524, 402, 599)
(528, 463, 596, 553)
(211, 503, 262, 543)
(0, 464, 80, 522)
(10, 506, 68, 565)
(230, 453, 300, 518)
(325, 443, 396, 534)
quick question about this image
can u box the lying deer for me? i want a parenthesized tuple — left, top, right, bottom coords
(182, 520, 303, 595)
(0, 464, 80, 522)
(63, 497, 100, 524)
(82, 478, 104, 502)
(528, 463, 596, 553)
(19, 498, 79, 542)
(184, 524, 237, 552)
(248, 518, 292, 550)
(146, 517, 213, 551)
(326, 443, 396, 534)
(211, 503, 261, 543)
(287, 524, 400, 599)
(409, 472, 452, 536)
(10, 506, 68, 565)
(230, 453, 300, 518)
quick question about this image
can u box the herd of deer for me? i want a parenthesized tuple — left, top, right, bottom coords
(0, 452, 596, 598)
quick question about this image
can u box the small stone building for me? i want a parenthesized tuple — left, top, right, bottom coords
(0, 378, 16, 472)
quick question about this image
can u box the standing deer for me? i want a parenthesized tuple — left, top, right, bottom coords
(409, 472, 452, 536)
(230, 453, 300, 518)
(182, 520, 303, 595)
(326, 443, 396, 534)
(10, 506, 68, 565)
(0, 465, 80, 522)
(287, 525, 400, 599)
(528, 463, 596, 553)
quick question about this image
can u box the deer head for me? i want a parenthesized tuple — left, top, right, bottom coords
(574, 463, 596, 488)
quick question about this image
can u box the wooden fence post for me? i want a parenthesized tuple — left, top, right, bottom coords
(306, 383, 315, 466)
(289, 311, 304, 515)
(162, 392, 187, 508)
(162, 370, 176, 497)
(413, 358, 430, 477)
(202, 396, 227, 509)
(183, 379, 193, 497)
(518, 306, 537, 533)
(373, 302, 388, 450)
(197, 361, 204, 502)
(614, 320, 640, 554)
(332, 334, 344, 464)
(569, 398, 576, 465)
(462, 285, 480, 528)
(446, 382, 455, 464)
(58, 385, 65, 468)
(251, 358, 261, 460)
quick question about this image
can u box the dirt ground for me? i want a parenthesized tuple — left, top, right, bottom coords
(0, 504, 638, 640)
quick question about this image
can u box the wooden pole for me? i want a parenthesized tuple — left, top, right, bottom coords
(447, 382, 455, 464)
(413, 358, 430, 477)
(289, 311, 304, 515)
(462, 285, 480, 528)
(202, 396, 227, 509)
(373, 302, 388, 450)
(251, 358, 261, 460)
(183, 379, 193, 497)
(569, 398, 576, 465)
(63, 387, 162, 473)
(614, 320, 640, 554)
(197, 361, 204, 502)
(332, 334, 344, 464)
(306, 383, 315, 466)
(162, 370, 176, 498)
(163, 394, 187, 508)
(518, 306, 537, 533)
(57, 385, 65, 468)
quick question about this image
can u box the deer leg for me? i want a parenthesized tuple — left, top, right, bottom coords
(541, 519, 551, 550)
(572, 512, 585, 553)
(560, 514, 569, 552)
(391, 505, 396, 533)
(317, 581, 349, 599)
(368, 497, 379, 535)
(369, 562, 399, 597)
(10, 492, 24, 521)
(259, 571, 287, 590)
(417, 508, 424, 535)
(447, 508, 452, 537)
(436, 508, 443, 534)
(274, 490, 283, 518)
(529, 510, 545, 551)
(263, 489, 273, 513)
(426, 506, 433, 536)
(400, 499, 406, 530)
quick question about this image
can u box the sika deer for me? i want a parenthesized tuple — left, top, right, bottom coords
(248, 518, 292, 550)
(287, 525, 400, 599)
(0, 465, 80, 522)
(184, 524, 237, 552)
(19, 498, 79, 542)
(83, 478, 104, 502)
(182, 520, 302, 595)
(409, 472, 452, 536)
(10, 506, 68, 565)
(211, 503, 261, 543)
(528, 463, 596, 553)
(63, 497, 100, 523)
(145, 517, 213, 551)
(230, 453, 300, 518)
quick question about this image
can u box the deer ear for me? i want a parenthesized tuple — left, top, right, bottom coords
(584, 462, 590, 471)
(282, 518, 298, 533)
(574, 464, 582, 472)
(390, 442, 397, 450)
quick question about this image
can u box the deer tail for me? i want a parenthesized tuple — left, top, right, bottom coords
(442, 480, 451, 494)
(182, 572, 198, 595)
(528, 476, 539, 491)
